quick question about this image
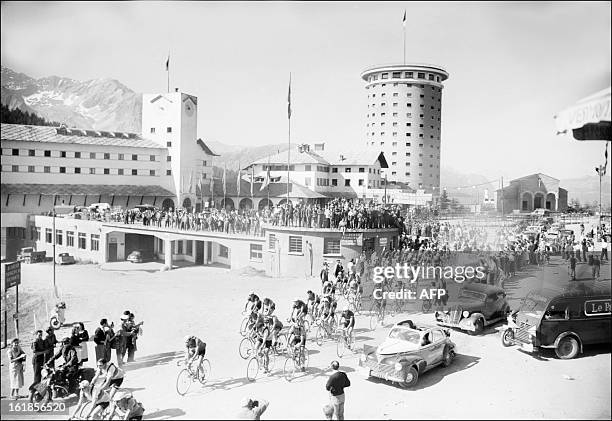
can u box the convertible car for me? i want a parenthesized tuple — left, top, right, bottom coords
(358, 320, 456, 388)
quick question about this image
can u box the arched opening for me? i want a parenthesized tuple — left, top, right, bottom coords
(162, 198, 175, 211)
(521, 192, 532, 212)
(533, 193, 544, 210)
(239, 198, 253, 211)
(545, 193, 556, 211)
(182, 197, 192, 211)
(277, 198, 293, 206)
(220, 198, 235, 211)
(258, 198, 273, 211)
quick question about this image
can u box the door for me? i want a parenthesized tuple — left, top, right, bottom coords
(206, 241, 212, 263)
(108, 243, 118, 262)
(196, 241, 204, 265)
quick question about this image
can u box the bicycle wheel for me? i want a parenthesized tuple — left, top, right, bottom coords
(197, 359, 211, 384)
(239, 317, 249, 336)
(267, 350, 276, 372)
(176, 369, 192, 396)
(302, 347, 309, 369)
(275, 334, 288, 355)
(283, 357, 296, 381)
(304, 319, 311, 335)
(355, 298, 363, 315)
(239, 338, 254, 360)
(78, 401, 94, 419)
(336, 335, 346, 358)
(246, 357, 260, 381)
(315, 326, 324, 346)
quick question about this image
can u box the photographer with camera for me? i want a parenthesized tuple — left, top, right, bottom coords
(237, 396, 269, 420)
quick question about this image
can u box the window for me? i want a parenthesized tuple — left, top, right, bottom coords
(186, 240, 193, 256)
(74, 167, 81, 174)
(150, 127, 155, 133)
(406, 142, 411, 147)
(45, 150, 51, 157)
(75, 152, 81, 159)
(393, 92, 398, 97)
(132, 154, 138, 161)
(429, 74, 435, 81)
(358, 179, 364, 186)
(203, 160, 207, 166)
(305, 164, 311, 171)
(324, 238, 340, 255)
(67, 231, 74, 247)
(418, 73, 425, 79)
(46, 228, 52, 243)
(332, 168, 338, 173)
(406, 172, 411, 176)
(166, 170, 172, 175)
(12, 148, 19, 156)
(150, 155, 156, 162)
(392, 71, 401, 78)
(132, 169, 138, 176)
(407, 103, 412, 107)
(28, 166, 35, 173)
(35, 227, 40, 241)
(345, 168, 351, 173)
(289, 236, 303, 253)
(56, 230, 63, 245)
(78, 233, 86, 249)
(91, 234, 99, 251)
(393, 103, 398, 107)
(269, 234, 277, 250)
(89, 152, 95, 159)
(177, 241, 183, 254)
(44, 166, 51, 173)
(331, 179, 338, 186)
(381, 73, 388, 79)
(104, 168, 110, 175)
(406, 152, 411, 157)
(250, 244, 263, 261)
(29, 149, 35, 156)
(103, 153, 110, 160)
(59, 167, 66, 174)
(118, 154, 124, 160)
(345, 179, 351, 187)
(167, 156, 171, 162)
(219, 245, 229, 258)
(359, 167, 365, 173)
(89, 168, 96, 175)
(167, 127, 172, 133)
(117, 168, 123, 175)
(406, 72, 413, 78)
(150, 170, 156, 176)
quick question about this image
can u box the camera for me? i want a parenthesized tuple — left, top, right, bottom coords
(252, 400, 259, 407)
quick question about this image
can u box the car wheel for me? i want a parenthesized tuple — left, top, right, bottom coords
(555, 336, 580, 360)
(501, 328, 514, 347)
(442, 345, 455, 367)
(470, 318, 484, 335)
(398, 366, 418, 388)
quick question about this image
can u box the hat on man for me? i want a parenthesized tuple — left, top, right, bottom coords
(120, 314, 129, 321)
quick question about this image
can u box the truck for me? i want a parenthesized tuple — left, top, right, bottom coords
(16, 247, 46, 264)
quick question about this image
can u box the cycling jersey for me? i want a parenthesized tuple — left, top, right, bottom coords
(340, 310, 355, 328)
(293, 300, 308, 315)
(186, 337, 206, 356)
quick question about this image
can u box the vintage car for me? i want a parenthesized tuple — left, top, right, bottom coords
(56, 253, 75, 265)
(358, 320, 456, 388)
(435, 283, 510, 334)
(17, 247, 46, 264)
(126, 250, 154, 263)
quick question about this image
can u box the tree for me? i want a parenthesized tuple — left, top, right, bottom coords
(0, 104, 63, 126)
(440, 189, 451, 211)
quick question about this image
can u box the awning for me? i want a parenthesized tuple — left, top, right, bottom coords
(554, 87, 611, 141)
(1, 184, 175, 196)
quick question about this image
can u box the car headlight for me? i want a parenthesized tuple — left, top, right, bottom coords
(360, 354, 367, 362)
(462, 311, 470, 318)
(394, 362, 403, 371)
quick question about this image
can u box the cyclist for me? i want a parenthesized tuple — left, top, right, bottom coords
(287, 319, 307, 372)
(306, 290, 321, 320)
(320, 295, 338, 330)
(183, 335, 207, 371)
(339, 305, 355, 341)
(90, 358, 125, 405)
(69, 380, 110, 420)
(244, 292, 262, 314)
(322, 278, 335, 297)
(262, 298, 283, 347)
(289, 298, 308, 325)
(253, 316, 272, 373)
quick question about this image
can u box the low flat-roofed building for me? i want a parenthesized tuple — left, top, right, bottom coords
(496, 173, 568, 214)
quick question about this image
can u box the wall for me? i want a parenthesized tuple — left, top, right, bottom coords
(34, 216, 105, 263)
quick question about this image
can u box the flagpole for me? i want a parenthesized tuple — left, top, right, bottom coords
(166, 51, 170, 93)
(287, 73, 291, 207)
(402, 10, 406, 65)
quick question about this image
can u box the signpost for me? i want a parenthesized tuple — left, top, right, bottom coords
(1, 261, 21, 347)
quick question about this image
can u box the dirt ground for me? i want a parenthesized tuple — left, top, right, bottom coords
(1, 256, 610, 420)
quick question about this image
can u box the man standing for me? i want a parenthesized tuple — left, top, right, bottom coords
(29, 330, 46, 395)
(569, 252, 577, 281)
(325, 360, 351, 420)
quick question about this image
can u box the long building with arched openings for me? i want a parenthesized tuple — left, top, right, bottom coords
(361, 64, 449, 194)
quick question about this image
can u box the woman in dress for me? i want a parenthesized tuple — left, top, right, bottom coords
(8, 338, 26, 399)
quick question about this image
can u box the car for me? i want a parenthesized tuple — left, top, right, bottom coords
(126, 250, 154, 263)
(17, 247, 46, 264)
(358, 320, 456, 388)
(133, 204, 158, 213)
(435, 283, 510, 334)
(56, 253, 75, 265)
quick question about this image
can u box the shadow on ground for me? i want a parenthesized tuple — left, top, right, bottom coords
(125, 351, 183, 371)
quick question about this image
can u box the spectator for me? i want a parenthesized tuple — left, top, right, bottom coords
(8, 338, 26, 400)
(29, 330, 46, 397)
(113, 314, 129, 367)
(237, 397, 269, 420)
(71, 322, 90, 364)
(592, 254, 601, 280)
(43, 326, 58, 368)
(94, 318, 113, 362)
(325, 360, 351, 421)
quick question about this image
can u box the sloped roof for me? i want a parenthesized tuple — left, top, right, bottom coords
(247, 146, 330, 167)
(197, 138, 219, 156)
(198, 178, 326, 199)
(509, 173, 560, 183)
(1, 183, 174, 196)
(323, 149, 388, 168)
(1, 123, 163, 149)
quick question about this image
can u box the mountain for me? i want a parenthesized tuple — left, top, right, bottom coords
(208, 141, 290, 171)
(1, 66, 141, 133)
(561, 175, 611, 207)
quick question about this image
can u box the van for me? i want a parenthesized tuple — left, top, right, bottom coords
(501, 282, 611, 359)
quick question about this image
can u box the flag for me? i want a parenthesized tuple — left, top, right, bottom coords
(604, 142, 609, 176)
(250, 166, 254, 197)
(402, 10, 406, 27)
(210, 176, 215, 196)
(166, 54, 170, 71)
(197, 174, 202, 195)
(237, 162, 241, 197)
(260, 165, 271, 191)
(223, 164, 227, 195)
(287, 73, 292, 119)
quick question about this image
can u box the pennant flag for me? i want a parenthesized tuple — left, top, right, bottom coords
(210, 176, 215, 196)
(166, 54, 170, 71)
(604, 142, 609, 176)
(287, 73, 292, 119)
(260, 165, 271, 191)
(237, 162, 241, 197)
(402, 10, 406, 27)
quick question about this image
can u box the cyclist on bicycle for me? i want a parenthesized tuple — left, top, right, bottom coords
(183, 335, 207, 370)
(320, 296, 338, 329)
(288, 319, 307, 372)
(254, 317, 272, 373)
(262, 298, 283, 347)
(245, 292, 263, 331)
(339, 305, 355, 340)
(322, 278, 335, 297)
(289, 298, 308, 325)
(306, 290, 321, 320)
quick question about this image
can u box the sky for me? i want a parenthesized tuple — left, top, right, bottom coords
(1, 1, 611, 182)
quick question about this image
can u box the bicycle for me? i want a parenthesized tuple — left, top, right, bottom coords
(283, 344, 309, 381)
(246, 346, 276, 381)
(315, 315, 338, 346)
(176, 358, 212, 396)
(346, 290, 363, 315)
(369, 300, 386, 330)
(336, 327, 356, 358)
